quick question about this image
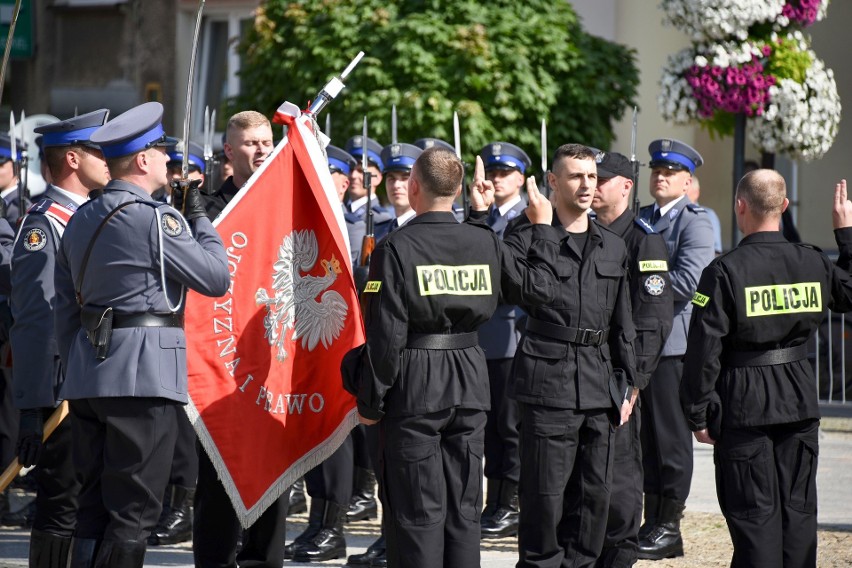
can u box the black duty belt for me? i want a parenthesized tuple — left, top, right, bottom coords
(112, 312, 185, 329)
(724, 344, 809, 367)
(407, 332, 479, 350)
(526, 317, 609, 347)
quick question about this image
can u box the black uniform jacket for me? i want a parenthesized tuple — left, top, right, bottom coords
(350, 211, 559, 420)
(681, 229, 852, 431)
(602, 210, 674, 389)
(203, 176, 240, 220)
(504, 212, 637, 410)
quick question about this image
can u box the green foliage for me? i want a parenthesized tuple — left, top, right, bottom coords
(236, 0, 639, 170)
(765, 36, 812, 83)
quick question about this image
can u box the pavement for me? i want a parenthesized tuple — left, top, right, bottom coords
(2, 419, 850, 567)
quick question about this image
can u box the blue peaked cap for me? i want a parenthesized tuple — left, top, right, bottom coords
(0, 133, 26, 160)
(345, 135, 384, 171)
(90, 102, 177, 159)
(380, 143, 422, 174)
(327, 145, 356, 176)
(414, 138, 455, 153)
(34, 109, 110, 148)
(166, 140, 205, 171)
(479, 142, 531, 174)
(648, 138, 704, 173)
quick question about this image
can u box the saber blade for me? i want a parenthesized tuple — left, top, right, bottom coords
(181, 0, 206, 180)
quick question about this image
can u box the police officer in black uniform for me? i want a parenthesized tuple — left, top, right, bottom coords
(681, 171, 852, 568)
(10, 109, 110, 567)
(344, 147, 559, 568)
(475, 141, 531, 539)
(505, 143, 637, 568)
(194, 110, 291, 568)
(345, 141, 423, 568)
(591, 151, 673, 567)
(53, 102, 230, 567)
(637, 139, 714, 560)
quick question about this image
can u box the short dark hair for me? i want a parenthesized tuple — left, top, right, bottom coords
(44, 145, 90, 179)
(412, 147, 463, 198)
(736, 169, 786, 219)
(552, 143, 595, 171)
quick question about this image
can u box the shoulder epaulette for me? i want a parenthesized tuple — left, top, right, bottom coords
(27, 198, 54, 215)
(634, 217, 656, 234)
(685, 203, 706, 213)
(28, 199, 75, 227)
(794, 242, 822, 253)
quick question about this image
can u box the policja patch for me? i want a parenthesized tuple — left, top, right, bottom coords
(23, 228, 47, 251)
(161, 213, 183, 237)
(644, 274, 665, 296)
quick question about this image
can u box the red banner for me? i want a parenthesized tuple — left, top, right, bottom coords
(184, 107, 363, 526)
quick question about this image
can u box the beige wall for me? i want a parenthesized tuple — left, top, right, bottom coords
(573, 0, 850, 250)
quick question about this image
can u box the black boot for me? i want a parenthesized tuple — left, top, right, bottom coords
(346, 468, 377, 522)
(288, 478, 308, 515)
(69, 537, 101, 568)
(93, 539, 147, 568)
(637, 498, 685, 560)
(29, 529, 72, 568)
(346, 534, 386, 566)
(284, 497, 325, 560)
(481, 480, 519, 538)
(148, 485, 194, 545)
(480, 479, 500, 526)
(637, 494, 660, 540)
(292, 501, 347, 562)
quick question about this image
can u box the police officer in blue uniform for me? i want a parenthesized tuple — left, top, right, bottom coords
(344, 135, 393, 269)
(637, 139, 715, 560)
(9, 109, 110, 567)
(0, 133, 31, 225)
(343, 134, 391, 530)
(148, 138, 206, 547)
(681, 172, 852, 568)
(476, 141, 530, 539)
(591, 151, 674, 567)
(53, 102, 230, 567)
(0, 132, 28, 506)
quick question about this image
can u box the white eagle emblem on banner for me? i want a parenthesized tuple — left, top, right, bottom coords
(256, 230, 349, 361)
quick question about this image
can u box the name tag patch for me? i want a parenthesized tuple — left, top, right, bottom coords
(416, 264, 492, 296)
(692, 292, 710, 307)
(745, 282, 822, 317)
(364, 281, 381, 293)
(639, 260, 668, 272)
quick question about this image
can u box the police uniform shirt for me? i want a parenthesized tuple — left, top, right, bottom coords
(600, 209, 674, 389)
(11, 185, 87, 409)
(54, 179, 230, 403)
(504, 213, 637, 410)
(681, 229, 852, 431)
(353, 212, 559, 420)
(639, 196, 714, 357)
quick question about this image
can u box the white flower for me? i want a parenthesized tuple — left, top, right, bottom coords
(659, 0, 785, 41)
(748, 54, 841, 161)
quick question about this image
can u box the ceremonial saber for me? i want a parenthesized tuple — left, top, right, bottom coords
(0, 0, 22, 108)
(0, 402, 69, 493)
(181, 0, 206, 182)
